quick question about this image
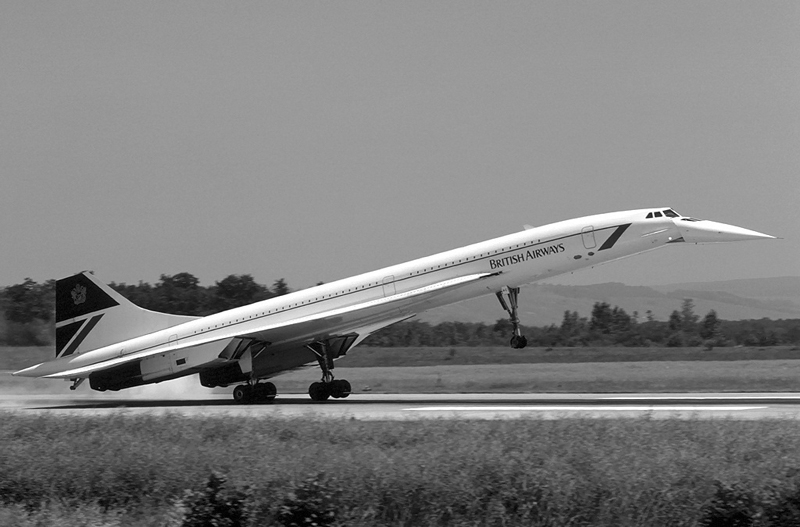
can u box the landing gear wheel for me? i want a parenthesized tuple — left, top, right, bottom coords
(233, 384, 252, 404)
(497, 287, 528, 349)
(329, 379, 352, 399)
(252, 382, 277, 403)
(510, 335, 528, 349)
(309, 382, 330, 401)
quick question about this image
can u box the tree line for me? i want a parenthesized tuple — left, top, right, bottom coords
(1, 275, 798, 348)
(362, 299, 800, 348)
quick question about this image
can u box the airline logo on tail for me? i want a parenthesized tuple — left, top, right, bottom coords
(56, 274, 118, 323)
(71, 284, 87, 305)
(55, 274, 119, 358)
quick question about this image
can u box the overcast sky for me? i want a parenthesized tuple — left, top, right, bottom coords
(1, 1, 797, 290)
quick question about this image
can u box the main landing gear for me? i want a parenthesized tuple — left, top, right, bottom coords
(306, 339, 353, 402)
(496, 286, 527, 349)
(232, 381, 277, 404)
(309, 378, 352, 402)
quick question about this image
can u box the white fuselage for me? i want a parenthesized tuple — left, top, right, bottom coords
(22, 206, 773, 386)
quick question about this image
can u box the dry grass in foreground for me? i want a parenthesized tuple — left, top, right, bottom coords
(1, 414, 800, 526)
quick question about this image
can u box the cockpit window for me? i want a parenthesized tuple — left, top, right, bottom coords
(647, 209, 681, 219)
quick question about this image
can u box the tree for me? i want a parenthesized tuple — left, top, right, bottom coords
(681, 298, 699, 334)
(668, 310, 682, 331)
(559, 310, 580, 337)
(167, 272, 200, 290)
(700, 310, 721, 340)
(152, 272, 209, 315)
(2, 278, 55, 345)
(4, 278, 53, 323)
(610, 306, 632, 335)
(590, 302, 613, 334)
(639, 314, 668, 345)
(492, 318, 513, 338)
(212, 274, 270, 311)
(272, 278, 290, 296)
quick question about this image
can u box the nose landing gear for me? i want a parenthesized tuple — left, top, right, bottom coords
(496, 286, 528, 349)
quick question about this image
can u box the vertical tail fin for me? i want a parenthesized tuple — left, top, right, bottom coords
(55, 272, 198, 358)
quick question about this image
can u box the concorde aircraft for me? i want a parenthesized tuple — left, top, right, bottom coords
(15, 208, 774, 402)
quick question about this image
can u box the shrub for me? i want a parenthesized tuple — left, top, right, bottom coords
(700, 479, 800, 527)
(666, 332, 685, 347)
(277, 474, 336, 527)
(700, 482, 757, 527)
(181, 473, 248, 527)
(763, 481, 800, 526)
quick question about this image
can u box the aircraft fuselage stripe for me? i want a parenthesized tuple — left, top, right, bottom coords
(598, 223, 631, 251)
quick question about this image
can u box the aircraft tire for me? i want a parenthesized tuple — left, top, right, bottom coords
(233, 384, 253, 404)
(340, 379, 352, 398)
(330, 379, 351, 399)
(309, 381, 330, 401)
(253, 382, 277, 403)
(510, 335, 528, 349)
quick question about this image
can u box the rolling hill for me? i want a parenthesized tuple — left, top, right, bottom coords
(417, 277, 800, 326)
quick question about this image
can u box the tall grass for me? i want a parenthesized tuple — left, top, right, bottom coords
(1, 414, 799, 525)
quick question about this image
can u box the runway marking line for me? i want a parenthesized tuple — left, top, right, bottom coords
(407, 406, 768, 412)
(604, 396, 800, 400)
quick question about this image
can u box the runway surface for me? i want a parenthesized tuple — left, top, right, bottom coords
(3, 392, 800, 420)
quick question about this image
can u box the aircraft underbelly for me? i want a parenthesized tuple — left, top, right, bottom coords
(140, 340, 231, 382)
(251, 344, 318, 378)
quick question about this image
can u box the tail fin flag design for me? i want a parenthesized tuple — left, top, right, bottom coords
(56, 273, 120, 325)
(54, 272, 198, 358)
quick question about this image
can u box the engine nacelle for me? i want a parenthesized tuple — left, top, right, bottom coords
(199, 362, 248, 388)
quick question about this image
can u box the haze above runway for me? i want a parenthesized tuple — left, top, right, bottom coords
(3, 392, 800, 420)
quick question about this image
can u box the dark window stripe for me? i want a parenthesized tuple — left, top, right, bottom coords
(598, 224, 631, 251)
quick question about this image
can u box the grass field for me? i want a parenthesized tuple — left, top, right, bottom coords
(3, 346, 800, 395)
(336, 345, 800, 367)
(7, 345, 800, 371)
(1, 415, 800, 526)
(271, 360, 800, 394)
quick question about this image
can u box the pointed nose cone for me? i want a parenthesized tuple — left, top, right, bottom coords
(673, 218, 776, 243)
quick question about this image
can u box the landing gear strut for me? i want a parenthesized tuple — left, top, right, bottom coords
(496, 286, 527, 349)
(232, 381, 277, 404)
(306, 339, 353, 401)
